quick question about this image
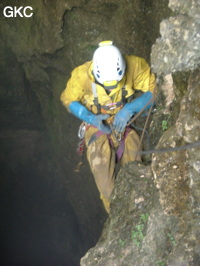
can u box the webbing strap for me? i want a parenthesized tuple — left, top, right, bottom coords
(88, 126, 132, 162)
(92, 84, 128, 114)
(87, 130, 113, 147)
(116, 127, 132, 162)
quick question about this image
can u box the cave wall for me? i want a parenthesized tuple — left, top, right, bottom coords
(151, 0, 200, 74)
(81, 69, 200, 266)
(0, 0, 176, 265)
(81, 0, 200, 265)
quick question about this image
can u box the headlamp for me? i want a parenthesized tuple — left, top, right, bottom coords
(103, 80, 118, 90)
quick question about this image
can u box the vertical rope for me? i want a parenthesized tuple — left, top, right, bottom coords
(133, 86, 157, 158)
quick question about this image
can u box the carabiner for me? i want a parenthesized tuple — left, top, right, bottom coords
(78, 122, 86, 139)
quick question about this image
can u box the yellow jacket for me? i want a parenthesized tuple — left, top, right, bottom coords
(60, 55, 155, 116)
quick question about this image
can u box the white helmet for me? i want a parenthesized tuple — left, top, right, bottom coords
(93, 41, 126, 90)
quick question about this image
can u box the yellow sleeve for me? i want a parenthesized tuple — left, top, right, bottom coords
(60, 66, 85, 111)
(130, 56, 156, 93)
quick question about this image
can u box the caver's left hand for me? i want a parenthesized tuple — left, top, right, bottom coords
(113, 91, 153, 132)
(113, 108, 132, 133)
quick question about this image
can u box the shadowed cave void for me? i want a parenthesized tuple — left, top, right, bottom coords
(0, 47, 105, 266)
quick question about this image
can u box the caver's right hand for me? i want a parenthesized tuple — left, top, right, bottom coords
(69, 101, 111, 134)
(91, 114, 111, 134)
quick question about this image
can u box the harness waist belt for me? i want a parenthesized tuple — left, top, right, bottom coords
(88, 126, 132, 162)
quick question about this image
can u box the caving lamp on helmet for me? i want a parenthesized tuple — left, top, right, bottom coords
(93, 41, 126, 90)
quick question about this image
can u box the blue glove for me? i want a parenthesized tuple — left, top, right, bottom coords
(113, 91, 153, 132)
(69, 101, 111, 134)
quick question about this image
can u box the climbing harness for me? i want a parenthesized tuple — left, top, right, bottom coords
(74, 82, 129, 172)
(87, 126, 132, 162)
(75, 82, 200, 172)
(113, 130, 122, 142)
(91, 82, 129, 114)
(92, 83, 101, 114)
(75, 86, 155, 171)
(74, 122, 89, 172)
(115, 127, 132, 161)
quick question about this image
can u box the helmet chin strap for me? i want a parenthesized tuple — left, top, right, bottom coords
(104, 88, 112, 95)
(103, 80, 118, 90)
(92, 71, 115, 92)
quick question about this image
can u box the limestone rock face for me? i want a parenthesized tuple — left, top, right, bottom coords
(151, 0, 200, 74)
(81, 1, 200, 265)
(81, 162, 178, 266)
(1, 0, 74, 59)
(152, 69, 200, 264)
(81, 70, 200, 266)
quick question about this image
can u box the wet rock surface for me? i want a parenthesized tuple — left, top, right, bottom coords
(81, 70, 200, 266)
(151, 0, 200, 74)
(81, 0, 200, 265)
(152, 69, 200, 265)
(81, 162, 178, 266)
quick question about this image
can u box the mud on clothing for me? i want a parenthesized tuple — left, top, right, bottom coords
(60, 55, 156, 212)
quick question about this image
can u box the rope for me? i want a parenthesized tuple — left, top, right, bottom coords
(127, 95, 154, 126)
(127, 88, 200, 156)
(137, 141, 200, 155)
(131, 87, 157, 157)
(136, 103, 153, 158)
